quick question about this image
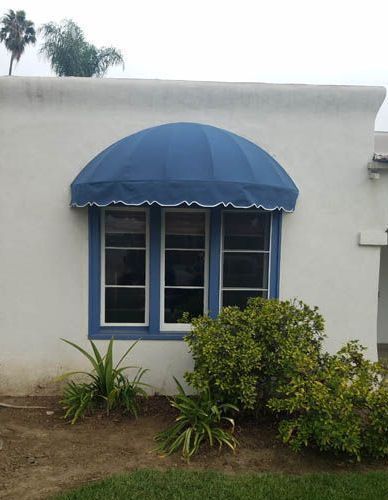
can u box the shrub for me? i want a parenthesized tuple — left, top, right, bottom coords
(155, 378, 238, 462)
(184, 297, 388, 460)
(268, 341, 388, 460)
(60, 338, 148, 423)
(245, 298, 325, 393)
(363, 386, 388, 458)
(185, 308, 263, 409)
(185, 298, 324, 410)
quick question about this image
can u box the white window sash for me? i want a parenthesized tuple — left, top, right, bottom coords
(160, 208, 210, 332)
(220, 210, 272, 307)
(101, 206, 150, 327)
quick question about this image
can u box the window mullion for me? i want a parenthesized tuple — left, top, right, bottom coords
(269, 211, 282, 299)
(149, 205, 162, 335)
(208, 206, 222, 318)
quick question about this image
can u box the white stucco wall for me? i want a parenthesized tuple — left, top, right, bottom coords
(375, 131, 388, 344)
(378, 246, 388, 343)
(0, 77, 386, 395)
(375, 131, 388, 153)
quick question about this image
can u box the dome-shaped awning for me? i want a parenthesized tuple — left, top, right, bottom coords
(71, 122, 299, 211)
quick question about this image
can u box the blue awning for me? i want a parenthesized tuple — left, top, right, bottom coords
(71, 122, 299, 211)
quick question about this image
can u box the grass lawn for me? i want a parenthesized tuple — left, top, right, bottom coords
(55, 469, 388, 500)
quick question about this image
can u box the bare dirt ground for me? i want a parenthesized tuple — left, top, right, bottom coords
(1, 396, 387, 500)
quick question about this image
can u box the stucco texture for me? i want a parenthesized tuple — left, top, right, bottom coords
(0, 77, 386, 395)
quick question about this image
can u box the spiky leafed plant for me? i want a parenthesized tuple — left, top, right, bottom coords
(39, 19, 124, 77)
(0, 9, 36, 76)
(59, 338, 148, 423)
(155, 378, 239, 461)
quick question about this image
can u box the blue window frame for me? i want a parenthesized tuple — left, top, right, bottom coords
(88, 205, 282, 340)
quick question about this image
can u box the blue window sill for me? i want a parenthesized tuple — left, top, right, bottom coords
(89, 327, 186, 341)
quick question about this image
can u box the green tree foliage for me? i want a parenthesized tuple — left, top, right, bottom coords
(185, 297, 388, 460)
(0, 9, 36, 75)
(39, 19, 124, 77)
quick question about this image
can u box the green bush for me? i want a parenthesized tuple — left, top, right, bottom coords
(185, 298, 324, 410)
(363, 385, 388, 458)
(185, 308, 263, 409)
(155, 378, 238, 462)
(60, 338, 148, 423)
(184, 297, 388, 460)
(268, 341, 388, 460)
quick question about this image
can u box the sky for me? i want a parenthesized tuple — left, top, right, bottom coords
(1, 0, 388, 130)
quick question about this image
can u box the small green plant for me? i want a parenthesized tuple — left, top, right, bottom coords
(155, 378, 238, 462)
(116, 368, 148, 417)
(59, 338, 148, 423)
(62, 381, 96, 423)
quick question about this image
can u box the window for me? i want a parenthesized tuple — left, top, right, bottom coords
(161, 209, 209, 330)
(101, 208, 149, 325)
(89, 206, 280, 339)
(221, 211, 271, 309)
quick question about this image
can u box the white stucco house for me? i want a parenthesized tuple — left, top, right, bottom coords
(1, 76, 387, 395)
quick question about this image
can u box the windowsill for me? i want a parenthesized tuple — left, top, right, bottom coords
(89, 326, 186, 341)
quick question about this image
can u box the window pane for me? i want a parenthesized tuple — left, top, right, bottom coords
(164, 288, 204, 323)
(223, 253, 268, 288)
(165, 212, 205, 248)
(223, 212, 270, 250)
(105, 288, 145, 323)
(165, 250, 204, 286)
(105, 210, 146, 247)
(223, 290, 267, 309)
(105, 249, 145, 285)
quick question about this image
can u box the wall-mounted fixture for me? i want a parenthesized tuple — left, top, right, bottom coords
(368, 154, 388, 179)
(359, 230, 388, 246)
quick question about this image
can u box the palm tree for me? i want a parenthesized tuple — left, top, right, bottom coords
(0, 9, 36, 76)
(40, 20, 124, 77)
